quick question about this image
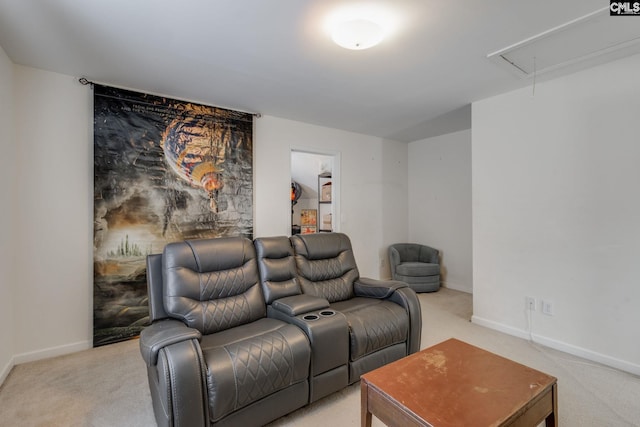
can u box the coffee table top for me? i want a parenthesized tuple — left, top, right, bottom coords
(361, 338, 557, 427)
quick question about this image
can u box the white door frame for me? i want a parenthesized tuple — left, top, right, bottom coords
(290, 146, 341, 234)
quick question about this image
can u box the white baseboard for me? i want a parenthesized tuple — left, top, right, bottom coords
(471, 315, 533, 340)
(13, 340, 92, 365)
(0, 356, 15, 387)
(441, 281, 472, 294)
(472, 315, 640, 376)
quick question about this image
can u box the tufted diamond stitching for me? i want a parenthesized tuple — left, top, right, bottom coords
(202, 295, 251, 334)
(347, 303, 408, 360)
(200, 268, 250, 300)
(226, 331, 294, 408)
(306, 258, 345, 281)
(311, 278, 350, 302)
(299, 259, 354, 302)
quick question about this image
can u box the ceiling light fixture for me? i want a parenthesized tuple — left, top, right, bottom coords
(331, 19, 384, 50)
(324, 3, 398, 51)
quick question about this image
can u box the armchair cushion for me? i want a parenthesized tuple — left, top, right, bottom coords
(395, 262, 440, 277)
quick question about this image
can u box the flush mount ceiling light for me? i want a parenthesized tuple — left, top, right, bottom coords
(324, 4, 398, 51)
(331, 19, 384, 50)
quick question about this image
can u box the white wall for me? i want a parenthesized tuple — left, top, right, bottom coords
(12, 66, 94, 361)
(408, 130, 472, 292)
(379, 140, 411, 278)
(0, 45, 16, 384)
(472, 53, 640, 375)
(1, 66, 409, 372)
(255, 116, 408, 278)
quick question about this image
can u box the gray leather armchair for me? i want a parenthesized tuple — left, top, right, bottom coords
(139, 237, 311, 427)
(290, 233, 422, 383)
(389, 243, 441, 293)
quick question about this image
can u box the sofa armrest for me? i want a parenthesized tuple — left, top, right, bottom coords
(139, 319, 202, 366)
(388, 287, 422, 354)
(354, 277, 408, 299)
(272, 294, 330, 316)
(148, 334, 208, 427)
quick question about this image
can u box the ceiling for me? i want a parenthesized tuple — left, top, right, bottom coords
(0, 0, 631, 142)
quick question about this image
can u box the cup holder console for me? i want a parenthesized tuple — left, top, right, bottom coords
(319, 310, 335, 317)
(302, 310, 336, 322)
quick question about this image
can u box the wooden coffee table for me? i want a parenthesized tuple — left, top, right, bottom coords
(361, 338, 557, 427)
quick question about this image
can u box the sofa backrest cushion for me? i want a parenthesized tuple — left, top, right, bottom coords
(162, 236, 265, 334)
(392, 243, 421, 262)
(254, 236, 301, 304)
(290, 233, 358, 303)
(391, 243, 439, 264)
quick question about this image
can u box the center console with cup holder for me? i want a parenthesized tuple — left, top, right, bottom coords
(255, 237, 349, 402)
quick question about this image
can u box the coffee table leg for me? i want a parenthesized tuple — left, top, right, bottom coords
(361, 380, 372, 427)
(545, 383, 558, 427)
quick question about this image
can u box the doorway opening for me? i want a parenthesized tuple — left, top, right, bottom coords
(290, 149, 340, 236)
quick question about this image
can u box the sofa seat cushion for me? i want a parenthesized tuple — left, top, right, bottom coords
(396, 262, 440, 277)
(330, 298, 408, 361)
(200, 318, 311, 422)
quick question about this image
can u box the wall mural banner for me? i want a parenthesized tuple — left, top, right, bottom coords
(93, 85, 253, 346)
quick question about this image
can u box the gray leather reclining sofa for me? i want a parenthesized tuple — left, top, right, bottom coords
(140, 232, 421, 427)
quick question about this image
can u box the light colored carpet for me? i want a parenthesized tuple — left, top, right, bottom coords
(1, 288, 638, 426)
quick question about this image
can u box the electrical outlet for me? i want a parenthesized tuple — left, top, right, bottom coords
(542, 300, 553, 316)
(525, 296, 536, 311)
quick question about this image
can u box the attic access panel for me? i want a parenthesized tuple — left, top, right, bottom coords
(488, 7, 640, 78)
